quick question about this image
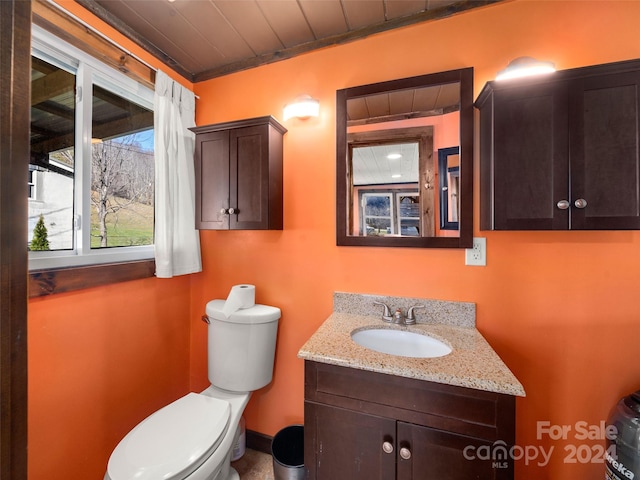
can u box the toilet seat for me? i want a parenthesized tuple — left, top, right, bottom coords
(107, 392, 231, 480)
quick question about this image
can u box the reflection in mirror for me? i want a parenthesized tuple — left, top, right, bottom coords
(349, 127, 433, 237)
(336, 68, 473, 248)
(439, 147, 460, 230)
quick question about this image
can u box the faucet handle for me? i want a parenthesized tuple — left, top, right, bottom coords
(373, 301, 393, 322)
(406, 304, 426, 324)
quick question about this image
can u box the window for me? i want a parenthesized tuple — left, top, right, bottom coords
(360, 190, 420, 237)
(28, 168, 38, 200)
(29, 26, 154, 270)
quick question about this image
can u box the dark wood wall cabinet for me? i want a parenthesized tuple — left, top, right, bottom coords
(476, 58, 640, 230)
(191, 116, 286, 230)
(304, 361, 516, 480)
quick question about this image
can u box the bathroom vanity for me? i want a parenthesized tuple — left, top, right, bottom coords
(298, 293, 525, 480)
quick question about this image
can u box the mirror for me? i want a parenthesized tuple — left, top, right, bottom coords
(336, 68, 473, 248)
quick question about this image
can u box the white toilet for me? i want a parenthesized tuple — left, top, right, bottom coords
(105, 299, 281, 480)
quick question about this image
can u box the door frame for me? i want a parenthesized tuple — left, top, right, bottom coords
(0, 1, 30, 478)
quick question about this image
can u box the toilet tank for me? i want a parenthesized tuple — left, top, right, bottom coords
(205, 299, 280, 392)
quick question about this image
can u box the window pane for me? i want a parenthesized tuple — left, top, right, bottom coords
(363, 194, 392, 236)
(399, 194, 420, 236)
(365, 217, 391, 236)
(29, 57, 75, 251)
(90, 84, 154, 248)
(364, 195, 391, 216)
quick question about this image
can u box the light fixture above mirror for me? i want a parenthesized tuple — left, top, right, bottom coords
(336, 68, 474, 248)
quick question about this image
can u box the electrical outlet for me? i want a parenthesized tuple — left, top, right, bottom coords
(465, 237, 486, 266)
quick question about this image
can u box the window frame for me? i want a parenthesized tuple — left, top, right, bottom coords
(29, 25, 155, 275)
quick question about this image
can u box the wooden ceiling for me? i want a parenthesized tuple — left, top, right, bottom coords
(75, 0, 502, 83)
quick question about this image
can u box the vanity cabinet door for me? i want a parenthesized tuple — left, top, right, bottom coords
(192, 116, 286, 230)
(397, 422, 509, 480)
(305, 402, 396, 480)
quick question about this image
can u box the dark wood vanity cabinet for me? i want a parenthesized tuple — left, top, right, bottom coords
(304, 361, 515, 480)
(191, 116, 286, 230)
(476, 59, 640, 230)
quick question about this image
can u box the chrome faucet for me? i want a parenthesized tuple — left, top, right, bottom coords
(373, 302, 426, 325)
(373, 301, 393, 323)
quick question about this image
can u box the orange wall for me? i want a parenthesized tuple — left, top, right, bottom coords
(26, 3, 196, 480)
(25, 2, 640, 480)
(28, 277, 192, 479)
(191, 1, 640, 479)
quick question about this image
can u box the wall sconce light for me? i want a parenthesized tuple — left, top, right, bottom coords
(283, 95, 320, 121)
(495, 56, 556, 81)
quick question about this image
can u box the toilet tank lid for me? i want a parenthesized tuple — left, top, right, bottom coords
(107, 393, 230, 480)
(206, 299, 281, 324)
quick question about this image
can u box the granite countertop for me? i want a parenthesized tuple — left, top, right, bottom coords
(297, 293, 525, 397)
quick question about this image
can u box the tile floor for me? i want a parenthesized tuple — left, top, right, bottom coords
(231, 448, 275, 480)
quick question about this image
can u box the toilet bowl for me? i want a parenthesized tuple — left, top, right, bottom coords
(105, 299, 280, 480)
(105, 386, 250, 480)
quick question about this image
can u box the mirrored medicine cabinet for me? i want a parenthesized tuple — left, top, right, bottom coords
(336, 67, 474, 248)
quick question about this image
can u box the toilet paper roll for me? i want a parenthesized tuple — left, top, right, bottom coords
(222, 284, 256, 318)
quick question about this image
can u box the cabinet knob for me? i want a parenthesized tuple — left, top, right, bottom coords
(400, 447, 412, 460)
(220, 208, 229, 215)
(556, 200, 570, 210)
(228, 207, 238, 214)
(574, 198, 588, 209)
(382, 441, 394, 454)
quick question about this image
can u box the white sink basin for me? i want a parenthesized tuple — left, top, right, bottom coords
(351, 328, 452, 358)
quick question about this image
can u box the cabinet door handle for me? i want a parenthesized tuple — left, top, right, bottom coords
(574, 198, 588, 209)
(557, 200, 570, 210)
(400, 447, 412, 460)
(382, 441, 394, 454)
(228, 207, 238, 214)
(220, 208, 229, 215)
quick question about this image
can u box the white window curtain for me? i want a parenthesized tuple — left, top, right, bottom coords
(154, 70, 202, 278)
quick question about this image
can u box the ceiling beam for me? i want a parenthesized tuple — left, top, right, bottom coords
(31, 69, 75, 106)
(30, 110, 153, 154)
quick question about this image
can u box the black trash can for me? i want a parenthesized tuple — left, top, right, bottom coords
(271, 425, 304, 480)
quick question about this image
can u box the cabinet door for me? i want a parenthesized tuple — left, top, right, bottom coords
(569, 70, 640, 229)
(492, 82, 569, 229)
(230, 124, 270, 229)
(195, 130, 230, 229)
(397, 422, 510, 480)
(305, 402, 396, 480)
